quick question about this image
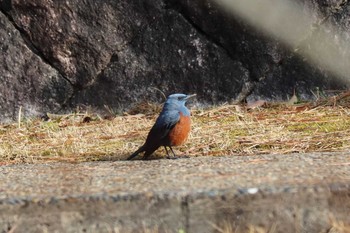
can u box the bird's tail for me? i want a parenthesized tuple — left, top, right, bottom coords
(127, 146, 145, 160)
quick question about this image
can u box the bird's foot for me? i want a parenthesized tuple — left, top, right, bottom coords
(166, 155, 180, 160)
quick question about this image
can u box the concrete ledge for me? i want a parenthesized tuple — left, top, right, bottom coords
(1, 152, 350, 232)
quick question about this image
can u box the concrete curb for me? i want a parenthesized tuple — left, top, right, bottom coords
(1, 152, 350, 232)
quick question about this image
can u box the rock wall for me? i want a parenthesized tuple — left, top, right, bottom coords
(0, 0, 348, 121)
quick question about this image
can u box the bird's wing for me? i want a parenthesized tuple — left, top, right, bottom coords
(145, 110, 180, 144)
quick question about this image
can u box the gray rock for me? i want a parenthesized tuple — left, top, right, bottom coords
(167, 0, 350, 100)
(0, 0, 349, 120)
(0, 10, 72, 122)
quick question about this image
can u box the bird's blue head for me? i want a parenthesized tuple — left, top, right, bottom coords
(163, 93, 196, 116)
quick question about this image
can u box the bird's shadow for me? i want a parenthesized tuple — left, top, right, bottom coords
(84, 153, 190, 162)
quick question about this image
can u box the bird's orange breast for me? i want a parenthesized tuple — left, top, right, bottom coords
(168, 113, 191, 146)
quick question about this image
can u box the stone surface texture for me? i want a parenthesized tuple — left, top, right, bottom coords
(0, 0, 349, 120)
(0, 152, 350, 232)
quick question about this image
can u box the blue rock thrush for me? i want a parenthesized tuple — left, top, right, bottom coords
(127, 93, 196, 160)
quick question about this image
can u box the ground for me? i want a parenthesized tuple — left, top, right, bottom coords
(1, 92, 350, 164)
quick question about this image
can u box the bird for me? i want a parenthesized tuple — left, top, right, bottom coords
(127, 93, 196, 160)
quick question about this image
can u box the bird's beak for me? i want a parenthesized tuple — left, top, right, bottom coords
(185, 94, 197, 100)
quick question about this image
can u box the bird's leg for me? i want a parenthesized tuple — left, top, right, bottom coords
(164, 146, 177, 159)
(168, 146, 179, 159)
(164, 146, 171, 158)
(169, 146, 176, 157)
(164, 146, 178, 159)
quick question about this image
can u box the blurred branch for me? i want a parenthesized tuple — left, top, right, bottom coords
(214, 0, 350, 82)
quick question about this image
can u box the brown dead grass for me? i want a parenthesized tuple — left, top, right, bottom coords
(1, 96, 350, 164)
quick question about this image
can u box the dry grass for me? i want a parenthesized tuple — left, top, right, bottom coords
(1, 95, 350, 165)
(192, 104, 350, 156)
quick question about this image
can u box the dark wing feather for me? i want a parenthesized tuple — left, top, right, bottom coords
(144, 110, 180, 148)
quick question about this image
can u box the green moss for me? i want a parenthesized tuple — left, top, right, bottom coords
(40, 121, 60, 131)
(287, 120, 350, 133)
(41, 150, 52, 157)
(229, 128, 249, 138)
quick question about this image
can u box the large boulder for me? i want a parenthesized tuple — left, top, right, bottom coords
(0, 0, 348, 121)
(167, 0, 350, 99)
(0, 10, 72, 122)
